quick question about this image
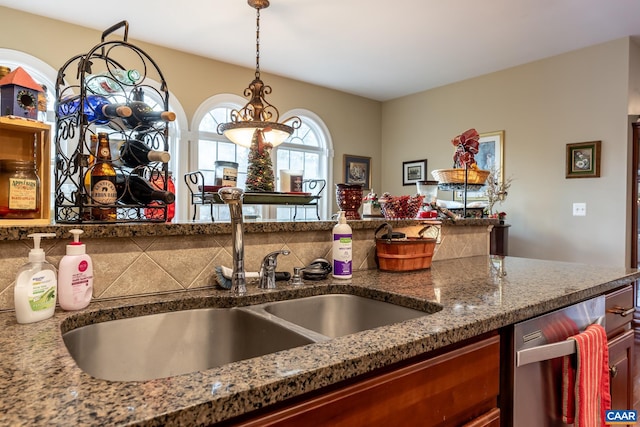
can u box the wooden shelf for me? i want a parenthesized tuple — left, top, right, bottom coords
(0, 116, 51, 225)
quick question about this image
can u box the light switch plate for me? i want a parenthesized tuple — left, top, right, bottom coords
(573, 202, 586, 216)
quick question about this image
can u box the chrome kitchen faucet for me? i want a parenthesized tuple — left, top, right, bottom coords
(218, 187, 246, 294)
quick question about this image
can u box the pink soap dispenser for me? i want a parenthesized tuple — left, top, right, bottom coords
(58, 229, 93, 310)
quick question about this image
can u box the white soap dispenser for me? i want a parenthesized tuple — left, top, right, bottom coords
(58, 229, 93, 311)
(14, 233, 58, 324)
(332, 211, 353, 279)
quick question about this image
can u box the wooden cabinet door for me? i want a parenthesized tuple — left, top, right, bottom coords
(233, 335, 500, 427)
(608, 329, 634, 412)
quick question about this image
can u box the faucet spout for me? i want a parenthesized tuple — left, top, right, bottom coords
(218, 187, 246, 294)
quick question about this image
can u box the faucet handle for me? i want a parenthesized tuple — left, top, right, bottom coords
(259, 250, 290, 289)
(262, 250, 290, 266)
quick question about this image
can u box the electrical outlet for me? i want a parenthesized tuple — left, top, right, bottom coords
(573, 202, 586, 216)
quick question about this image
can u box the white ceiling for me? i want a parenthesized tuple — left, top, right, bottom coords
(2, 0, 640, 101)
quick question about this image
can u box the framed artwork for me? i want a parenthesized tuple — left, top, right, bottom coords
(343, 154, 371, 190)
(402, 159, 427, 186)
(566, 141, 601, 178)
(454, 130, 505, 201)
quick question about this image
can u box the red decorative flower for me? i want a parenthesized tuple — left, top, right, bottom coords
(451, 128, 480, 168)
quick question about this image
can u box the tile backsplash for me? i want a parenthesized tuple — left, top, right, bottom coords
(0, 224, 491, 311)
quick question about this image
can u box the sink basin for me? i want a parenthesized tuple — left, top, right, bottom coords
(253, 294, 436, 338)
(63, 292, 440, 382)
(62, 308, 314, 381)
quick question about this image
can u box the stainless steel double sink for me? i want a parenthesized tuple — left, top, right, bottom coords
(62, 293, 442, 381)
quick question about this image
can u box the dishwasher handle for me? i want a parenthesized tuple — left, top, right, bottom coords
(515, 315, 604, 367)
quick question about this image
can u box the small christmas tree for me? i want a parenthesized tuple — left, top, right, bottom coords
(246, 129, 275, 192)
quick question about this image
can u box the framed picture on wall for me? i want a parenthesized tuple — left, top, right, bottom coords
(343, 154, 371, 190)
(566, 141, 601, 178)
(402, 159, 427, 185)
(454, 130, 505, 201)
(476, 130, 504, 179)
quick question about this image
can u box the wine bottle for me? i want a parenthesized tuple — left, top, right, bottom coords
(119, 139, 171, 168)
(122, 88, 176, 130)
(116, 173, 175, 205)
(144, 171, 176, 222)
(90, 132, 117, 221)
(124, 102, 176, 130)
(58, 95, 132, 125)
(85, 69, 141, 95)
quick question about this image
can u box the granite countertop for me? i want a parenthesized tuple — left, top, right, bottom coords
(1, 255, 637, 426)
(0, 218, 494, 241)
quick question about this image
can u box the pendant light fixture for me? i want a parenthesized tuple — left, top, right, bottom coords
(218, 0, 301, 148)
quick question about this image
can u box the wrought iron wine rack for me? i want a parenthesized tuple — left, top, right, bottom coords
(54, 21, 172, 223)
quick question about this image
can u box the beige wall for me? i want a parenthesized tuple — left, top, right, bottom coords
(382, 38, 634, 267)
(630, 39, 640, 115)
(0, 6, 383, 212)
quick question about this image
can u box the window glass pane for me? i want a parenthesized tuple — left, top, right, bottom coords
(236, 146, 249, 171)
(198, 140, 217, 170)
(289, 150, 305, 169)
(217, 141, 237, 162)
(200, 112, 217, 132)
(305, 153, 320, 178)
(277, 149, 291, 170)
(287, 122, 318, 147)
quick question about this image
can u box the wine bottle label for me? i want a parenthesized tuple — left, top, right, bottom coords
(91, 179, 117, 205)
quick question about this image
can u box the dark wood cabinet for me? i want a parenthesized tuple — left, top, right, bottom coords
(490, 224, 510, 256)
(631, 121, 639, 268)
(608, 329, 634, 411)
(605, 285, 635, 413)
(230, 334, 500, 427)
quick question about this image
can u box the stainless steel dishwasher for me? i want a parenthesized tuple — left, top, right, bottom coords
(512, 295, 605, 427)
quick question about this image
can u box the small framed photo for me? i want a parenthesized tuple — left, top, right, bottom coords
(343, 154, 371, 190)
(566, 141, 601, 178)
(402, 159, 428, 186)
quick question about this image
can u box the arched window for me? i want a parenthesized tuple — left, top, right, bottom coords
(274, 109, 332, 220)
(0, 49, 57, 119)
(191, 94, 251, 221)
(191, 98, 333, 221)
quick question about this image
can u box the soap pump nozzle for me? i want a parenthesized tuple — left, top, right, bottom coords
(69, 229, 83, 244)
(27, 233, 56, 263)
(66, 229, 86, 256)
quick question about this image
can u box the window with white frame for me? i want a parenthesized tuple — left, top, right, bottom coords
(273, 113, 331, 220)
(192, 95, 251, 221)
(191, 97, 332, 221)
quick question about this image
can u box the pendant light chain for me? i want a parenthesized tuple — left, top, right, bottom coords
(217, 0, 301, 147)
(255, 8, 261, 79)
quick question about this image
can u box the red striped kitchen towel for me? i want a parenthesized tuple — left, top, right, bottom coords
(562, 324, 611, 427)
